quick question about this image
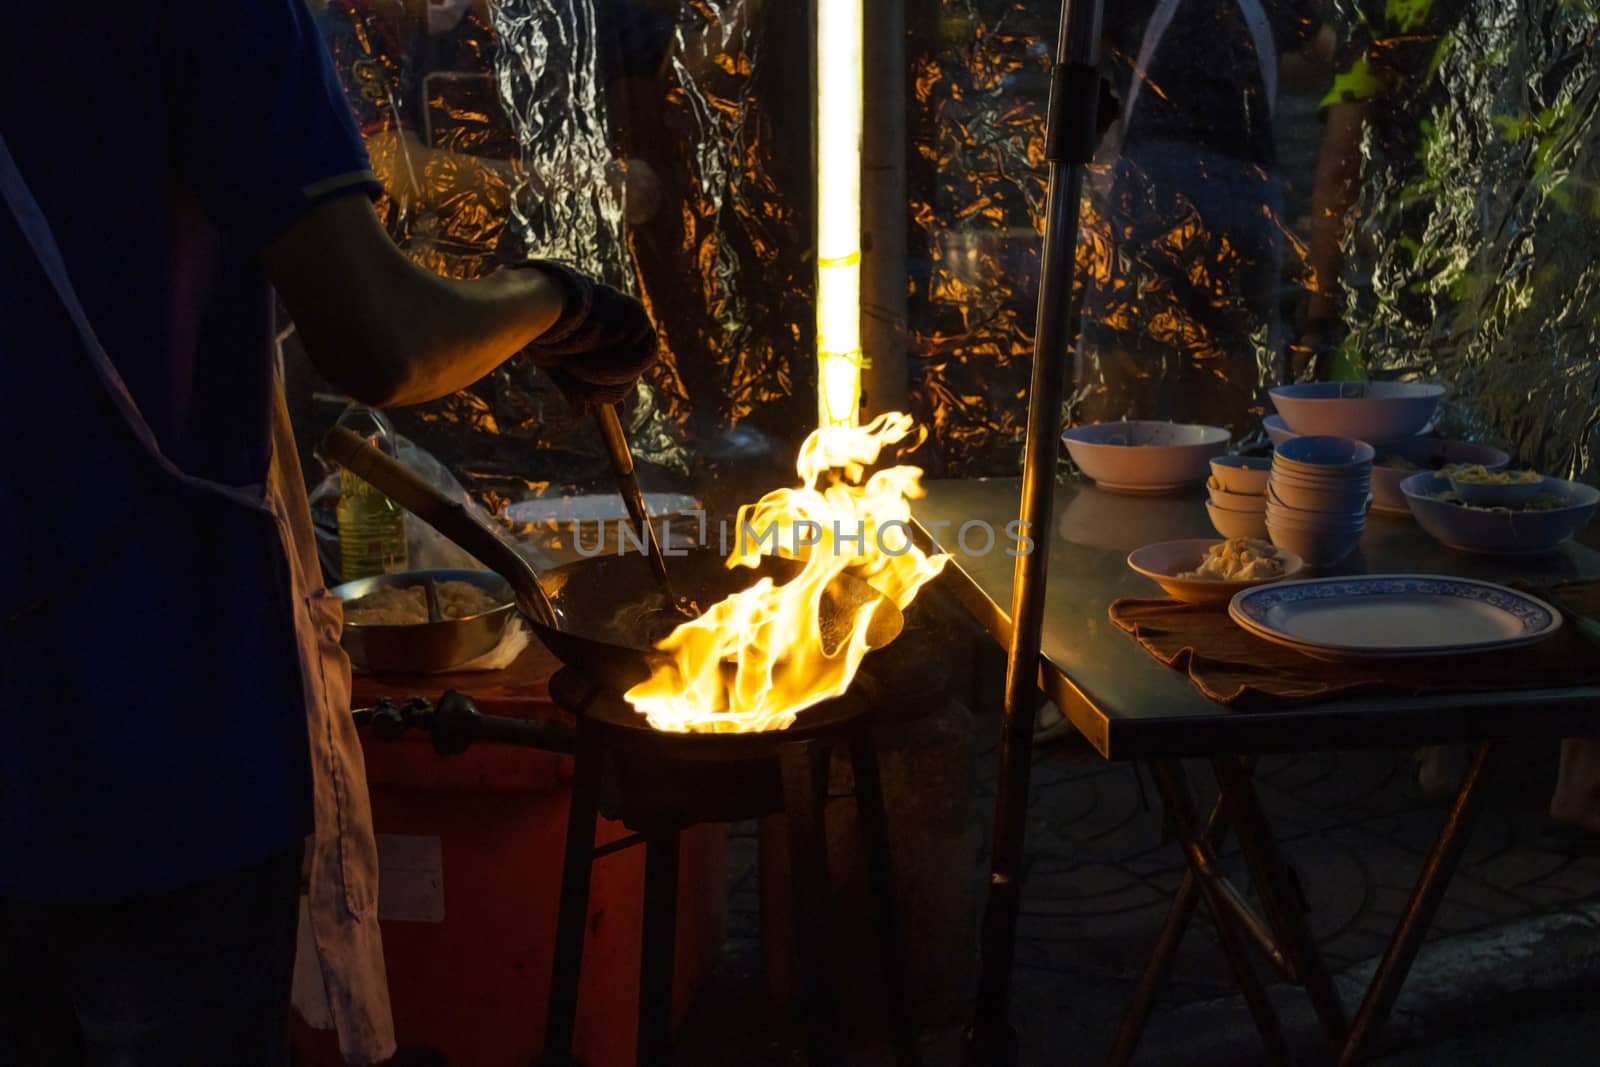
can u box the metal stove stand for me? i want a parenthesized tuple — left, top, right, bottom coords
(536, 669, 921, 1067)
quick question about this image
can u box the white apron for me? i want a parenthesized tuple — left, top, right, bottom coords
(0, 130, 396, 1065)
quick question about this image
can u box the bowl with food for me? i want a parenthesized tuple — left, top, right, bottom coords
(1062, 420, 1230, 494)
(1370, 440, 1510, 515)
(334, 568, 517, 673)
(1401, 473, 1599, 556)
(1127, 537, 1303, 605)
(1210, 455, 1272, 495)
(1268, 381, 1443, 442)
(1447, 465, 1546, 508)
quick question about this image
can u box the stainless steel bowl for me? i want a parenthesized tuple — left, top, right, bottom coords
(331, 568, 516, 674)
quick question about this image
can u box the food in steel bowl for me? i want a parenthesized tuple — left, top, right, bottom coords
(344, 580, 502, 625)
(1061, 420, 1229, 494)
(1402, 472, 1598, 555)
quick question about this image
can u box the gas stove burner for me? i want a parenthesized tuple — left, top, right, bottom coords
(550, 667, 872, 757)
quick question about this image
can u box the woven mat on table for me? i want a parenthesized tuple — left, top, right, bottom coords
(1107, 580, 1600, 711)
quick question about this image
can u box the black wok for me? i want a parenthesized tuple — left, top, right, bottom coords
(322, 427, 904, 693)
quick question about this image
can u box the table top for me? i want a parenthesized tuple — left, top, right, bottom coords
(914, 477, 1600, 760)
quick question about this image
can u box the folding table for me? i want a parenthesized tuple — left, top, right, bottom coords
(916, 476, 1600, 1064)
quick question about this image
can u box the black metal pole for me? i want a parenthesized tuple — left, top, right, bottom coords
(963, 2, 1103, 1063)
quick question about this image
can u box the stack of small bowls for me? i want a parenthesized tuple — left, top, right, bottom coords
(1265, 435, 1374, 567)
(1206, 456, 1272, 540)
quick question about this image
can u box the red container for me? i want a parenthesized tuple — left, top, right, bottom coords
(292, 648, 727, 1066)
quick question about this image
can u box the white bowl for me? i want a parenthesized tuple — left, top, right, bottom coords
(1402, 473, 1599, 556)
(1266, 519, 1364, 568)
(1208, 501, 1270, 540)
(1267, 474, 1372, 514)
(1210, 455, 1272, 495)
(1263, 414, 1298, 447)
(1062, 421, 1230, 494)
(1370, 440, 1510, 514)
(1209, 485, 1268, 513)
(1269, 381, 1444, 441)
(1265, 414, 1433, 450)
(1266, 494, 1369, 529)
(1127, 538, 1303, 605)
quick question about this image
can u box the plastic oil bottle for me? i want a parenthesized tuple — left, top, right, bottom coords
(335, 405, 410, 580)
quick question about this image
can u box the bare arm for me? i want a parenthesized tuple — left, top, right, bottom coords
(262, 193, 563, 408)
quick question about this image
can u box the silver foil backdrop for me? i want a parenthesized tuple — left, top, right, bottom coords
(310, 0, 815, 512)
(301, 0, 1600, 496)
(1323, 0, 1600, 479)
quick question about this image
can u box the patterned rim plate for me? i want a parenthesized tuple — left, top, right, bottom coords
(1228, 574, 1562, 660)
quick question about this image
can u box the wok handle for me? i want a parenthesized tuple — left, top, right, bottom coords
(593, 403, 674, 592)
(320, 425, 559, 629)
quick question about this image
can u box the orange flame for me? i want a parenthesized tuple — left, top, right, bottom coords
(625, 413, 949, 733)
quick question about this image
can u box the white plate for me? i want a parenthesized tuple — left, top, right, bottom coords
(1228, 574, 1562, 661)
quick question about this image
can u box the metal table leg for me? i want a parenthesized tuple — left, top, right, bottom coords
(538, 723, 604, 1066)
(1108, 760, 1247, 1067)
(1336, 741, 1504, 1066)
(637, 831, 681, 1067)
(781, 740, 847, 1066)
(1214, 755, 1349, 1048)
(851, 731, 922, 1067)
(1149, 760, 1291, 1066)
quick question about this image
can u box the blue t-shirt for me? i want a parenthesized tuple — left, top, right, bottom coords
(0, 0, 381, 900)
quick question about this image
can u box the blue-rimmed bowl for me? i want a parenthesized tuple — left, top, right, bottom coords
(1401, 472, 1599, 556)
(1263, 414, 1298, 447)
(1269, 381, 1443, 441)
(1274, 435, 1376, 475)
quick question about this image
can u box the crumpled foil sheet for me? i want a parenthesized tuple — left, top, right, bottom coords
(906, 1, 1054, 477)
(907, 0, 1316, 472)
(308, 1, 1599, 488)
(1325, 0, 1600, 480)
(311, 0, 813, 502)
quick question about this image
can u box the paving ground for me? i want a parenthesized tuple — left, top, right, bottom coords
(670, 710, 1600, 1066)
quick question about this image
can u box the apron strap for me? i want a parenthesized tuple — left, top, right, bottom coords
(1108, 0, 1280, 159)
(0, 130, 270, 514)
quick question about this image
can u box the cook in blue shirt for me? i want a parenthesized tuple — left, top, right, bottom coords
(0, 1, 659, 1062)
